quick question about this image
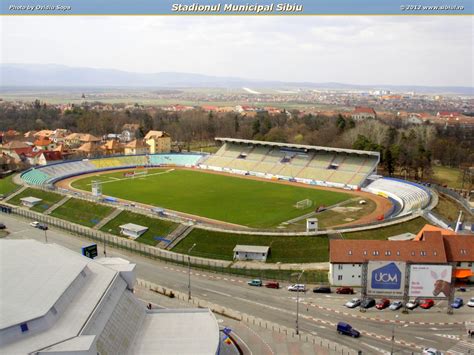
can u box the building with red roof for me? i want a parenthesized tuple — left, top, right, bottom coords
(329, 224, 474, 285)
(351, 106, 377, 121)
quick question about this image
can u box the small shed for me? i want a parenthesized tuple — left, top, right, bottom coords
(233, 245, 270, 262)
(20, 196, 42, 208)
(119, 223, 148, 239)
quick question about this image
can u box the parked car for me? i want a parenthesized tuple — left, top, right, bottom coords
(288, 284, 306, 292)
(467, 297, 474, 307)
(376, 298, 390, 310)
(29, 221, 48, 230)
(406, 299, 419, 310)
(360, 298, 376, 309)
(313, 286, 331, 293)
(422, 347, 443, 355)
(345, 298, 361, 308)
(420, 299, 435, 309)
(248, 279, 262, 287)
(451, 297, 463, 309)
(336, 322, 360, 338)
(457, 287, 467, 292)
(336, 287, 354, 294)
(264, 281, 280, 289)
(389, 301, 403, 311)
(0, 223, 6, 229)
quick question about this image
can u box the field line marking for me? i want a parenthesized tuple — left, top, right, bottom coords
(84, 168, 175, 186)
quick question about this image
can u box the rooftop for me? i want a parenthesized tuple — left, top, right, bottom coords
(233, 245, 270, 253)
(130, 309, 220, 355)
(119, 223, 148, 232)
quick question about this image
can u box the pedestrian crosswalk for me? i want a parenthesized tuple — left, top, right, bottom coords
(448, 340, 474, 354)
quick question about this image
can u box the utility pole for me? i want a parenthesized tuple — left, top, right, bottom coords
(291, 270, 305, 335)
(188, 243, 197, 301)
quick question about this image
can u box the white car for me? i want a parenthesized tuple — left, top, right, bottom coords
(467, 297, 474, 307)
(406, 299, 419, 309)
(288, 284, 306, 292)
(423, 347, 443, 355)
(29, 221, 40, 227)
(345, 298, 361, 308)
(389, 301, 403, 310)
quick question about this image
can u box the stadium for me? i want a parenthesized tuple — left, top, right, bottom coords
(19, 138, 433, 234)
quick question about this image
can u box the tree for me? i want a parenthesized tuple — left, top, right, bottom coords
(384, 146, 395, 176)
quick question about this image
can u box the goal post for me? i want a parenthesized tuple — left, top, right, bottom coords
(295, 199, 312, 209)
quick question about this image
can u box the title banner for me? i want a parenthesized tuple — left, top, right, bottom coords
(2, 0, 472, 15)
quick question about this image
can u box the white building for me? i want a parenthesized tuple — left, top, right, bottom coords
(233, 245, 270, 262)
(20, 196, 42, 208)
(119, 223, 148, 239)
(0, 240, 221, 354)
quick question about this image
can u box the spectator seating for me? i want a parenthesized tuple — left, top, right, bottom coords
(20, 154, 204, 186)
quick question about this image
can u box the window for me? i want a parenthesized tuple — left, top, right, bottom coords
(352, 275, 354, 278)
(433, 251, 437, 256)
(363, 251, 367, 256)
(411, 251, 415, 256)
(338, 275, 343, 281)
(396, 251, 400, 256)
(468, 263, 472, 267)
(20, 323, 28, 333)
(352, 264, 355, 267)
(385, 251, 391, 256)
(373, 251, 379, 256)
(348, 250, 352, 255)
(420, 251, 427, 256)
(338, 264, 343, 270)
(358, 275, 361, 278)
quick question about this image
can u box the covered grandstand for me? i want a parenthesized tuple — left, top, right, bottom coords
(201, 138, 380, 189)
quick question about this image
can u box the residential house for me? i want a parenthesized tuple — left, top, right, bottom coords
(101, 140, 124, 156)
(144, 130, 171, 154)
(34, 137, 56, 151)
(124, 140, 149, 155)
(351, 106, 377, 121)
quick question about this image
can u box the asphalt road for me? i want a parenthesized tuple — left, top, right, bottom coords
(1, 213, 473, 354)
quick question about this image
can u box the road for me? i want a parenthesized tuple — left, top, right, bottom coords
(2, 213, 473, 354)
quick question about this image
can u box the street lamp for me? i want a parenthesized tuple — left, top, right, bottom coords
(291, 270, 305, 335)
(391, 314, 399, 355)
(188, 243, 197, 301)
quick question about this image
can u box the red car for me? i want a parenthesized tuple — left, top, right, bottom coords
(420, 299, 435, 309)
(264, 281, 280, 289)
(376, 298, 390, 310)
(336, 287, 355, 294)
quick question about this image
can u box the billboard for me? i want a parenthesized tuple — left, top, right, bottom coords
(367, 261, 406, 296)
(409, 265, 453, 298)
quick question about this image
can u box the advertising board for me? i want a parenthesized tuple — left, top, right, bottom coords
(367, 261, 406, 296)
(408, 264, 453, 298)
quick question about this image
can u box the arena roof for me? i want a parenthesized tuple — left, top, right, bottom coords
(215, 137, 380, 157)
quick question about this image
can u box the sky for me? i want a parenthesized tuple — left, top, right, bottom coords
(1, 16, 473, 86)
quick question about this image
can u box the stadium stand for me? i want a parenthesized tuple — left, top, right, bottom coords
(365, 177, 431, 216)
(20, 153, 204, 186)
(201, 138, 380, 188)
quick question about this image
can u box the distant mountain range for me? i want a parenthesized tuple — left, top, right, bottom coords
(1, 63, 472, 95)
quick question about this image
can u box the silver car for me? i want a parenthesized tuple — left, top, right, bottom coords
(345, 298, 361, 308)
(389, 301, 403, 310)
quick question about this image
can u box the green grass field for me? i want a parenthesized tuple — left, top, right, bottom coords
(342, 217, 428, 240)
(8, 188, 63, 213)
(172, 228, 329, 263)
(0, 175, 19, 196)
(71, 169, 351, 228)
(434, 194, 473, 224)
(100, 211, 178, 246)
(51, 198, 114, 227)
(432, 166, 465, 189)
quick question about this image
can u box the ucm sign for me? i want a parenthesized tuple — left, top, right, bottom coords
(367, 261, 406, 296)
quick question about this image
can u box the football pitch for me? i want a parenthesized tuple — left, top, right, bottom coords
(70, 168, 351, 228)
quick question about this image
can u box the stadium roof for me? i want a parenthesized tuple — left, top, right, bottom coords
(215, 137, 380, 157)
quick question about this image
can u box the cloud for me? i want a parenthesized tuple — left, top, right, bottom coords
(1, 16, 472, 86)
